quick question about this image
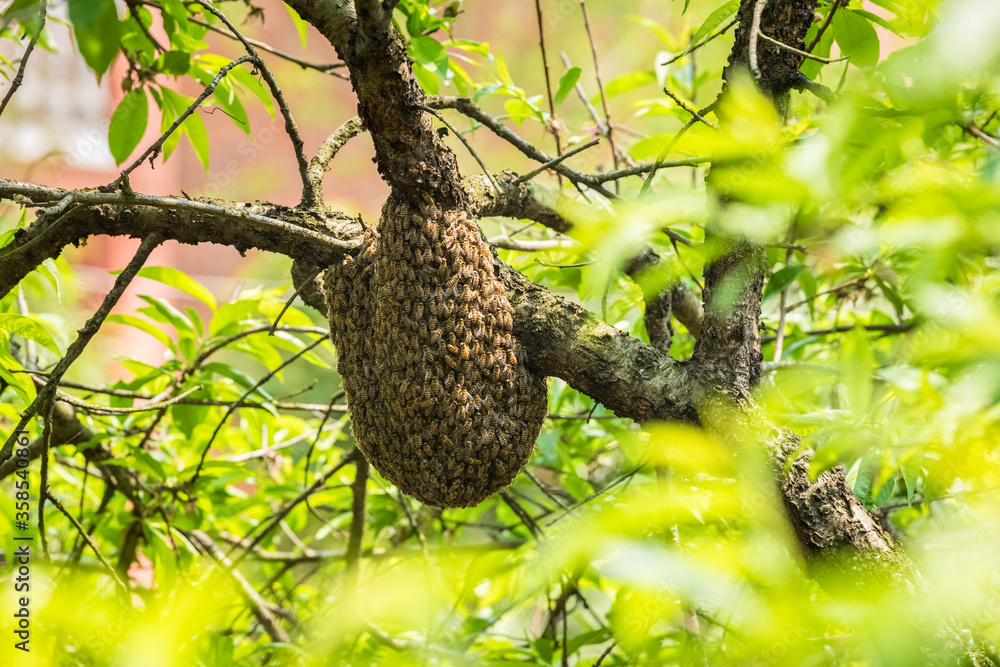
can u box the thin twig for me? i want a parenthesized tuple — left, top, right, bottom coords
(418, 104, 502, 195)
(639, 118, 697, 196)
(749, 0, 768, 81)
(759, 32, 848, 64)
(228, 449, 360, 569)
(135, 0, 347, 75)
(515, 138, 600, 183)
(269, 266, 322, 334)
(425, 96, 616, 199)
(108, 56, 256, 190)
(46, 492, 131, 599)
(0, 3, 46, 120)
(579, 0, 620, 191)
(188, 336, 327, 486)
(524, 469, 570, 510)
(1, 236, 161, 462)
(308, 116, 365, 196)
(192, 325, 330, 369)
(807, 0, 846, 51)
(661, 18, 737, 67)
(661, 87, 718, 128)
(56, 380, 343, 413)
(488, 238, 578, 252)
(38, 400, 55, 560)
(591, 155, 710, 183)
(534, 0, 563, 181)
(188, 531, 292, 643)
(500, 491, 542, 539)
(535, 258, 596, 269)
(560, 51, 606, 134)
(963, 122, 1000, 150)
(783, 276, 867, 313)
(52, 385, 203, 415)
(345, 457, 369, 586)
(126, 1, 165, 53)
(760, 322, 915, 344)
(191, 0, 316, 207)
(303, 391, 347, 487)
(772, 244, 794, 362)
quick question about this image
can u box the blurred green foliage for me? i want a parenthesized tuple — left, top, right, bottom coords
(1, 0, 1000, 665)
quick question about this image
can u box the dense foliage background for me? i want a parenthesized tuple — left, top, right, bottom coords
(2, 0, 1000, 664)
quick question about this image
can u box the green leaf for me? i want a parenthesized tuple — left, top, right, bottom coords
(801, 19, 834, 79)
(762, 265, 806, 302)
(853, 9, 901, 36)
(626, 15, 677, 49)
(35, 260, 60, 300)
(224, 59, 275, 118)
(189, 62, 250, 134)
(136, 295, 197, 340)
(442, 38, 489, 58)
(602, 70, 656, 99)
(872, 471, 896, 508)
(504, 98, 536, 125)
(833, 9, 880, 70)
(0, 313, 60, 355)
(183, 106, 210, 171)
(158, 88, 210, 170)
(285, 4, 308, 48)
(160, 0, 188, 23)
(841, 327, 875, 418)
(496, 53, 514, 87)
(136, 267, 216, 310)
(0, 358, 35, 404)
(109, 89, 149, 166)
(413, 64, 440, 95)
(131, 447, 167, 481)
(410, 35, 446, 66)
(156, 50, 190, 76)
(107, 314, 177, 351)
(554, 67, 581, 106)
(852, 449, 880, 506)
(688, 0, 739, 52)
(900, 448, 922, 506)
(68, 0, 120, 78)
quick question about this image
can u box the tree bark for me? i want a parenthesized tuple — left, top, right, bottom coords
(0, 1, 992, 660)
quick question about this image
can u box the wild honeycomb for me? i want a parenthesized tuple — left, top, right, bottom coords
(324, 194, 547, 507)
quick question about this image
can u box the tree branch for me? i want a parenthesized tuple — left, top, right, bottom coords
(1, 235, 161, 464)
(0, 180, 360, 299)
(192, 0, 315, 206)
(0, 2, 46, 120)
(308, 115, 365, 197)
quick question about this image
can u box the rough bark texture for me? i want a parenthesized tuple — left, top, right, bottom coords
(324, 196, 547, 507)
(724, 0, 818, 99)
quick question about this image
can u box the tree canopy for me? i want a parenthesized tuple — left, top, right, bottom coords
(1, 0, 999, 665)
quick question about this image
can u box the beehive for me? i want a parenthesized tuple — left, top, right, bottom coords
(324, 194, 547, 507)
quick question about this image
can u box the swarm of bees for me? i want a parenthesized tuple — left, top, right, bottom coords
(324, 193, 548, 507)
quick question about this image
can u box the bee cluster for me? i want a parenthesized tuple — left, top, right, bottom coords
(324, 194, 547, 507)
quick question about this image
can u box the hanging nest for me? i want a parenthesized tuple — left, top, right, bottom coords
(324, 194, 548, 508)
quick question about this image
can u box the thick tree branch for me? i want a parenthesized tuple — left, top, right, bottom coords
(308, 115, 365, 197)
(286, 0, 465, 206)
(1, 178, 696, 426)
(189, 530, 292, 644)
(0, 180, 360, 299)
(505, 266, 696, 423)
(463, 172, 573, 233)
